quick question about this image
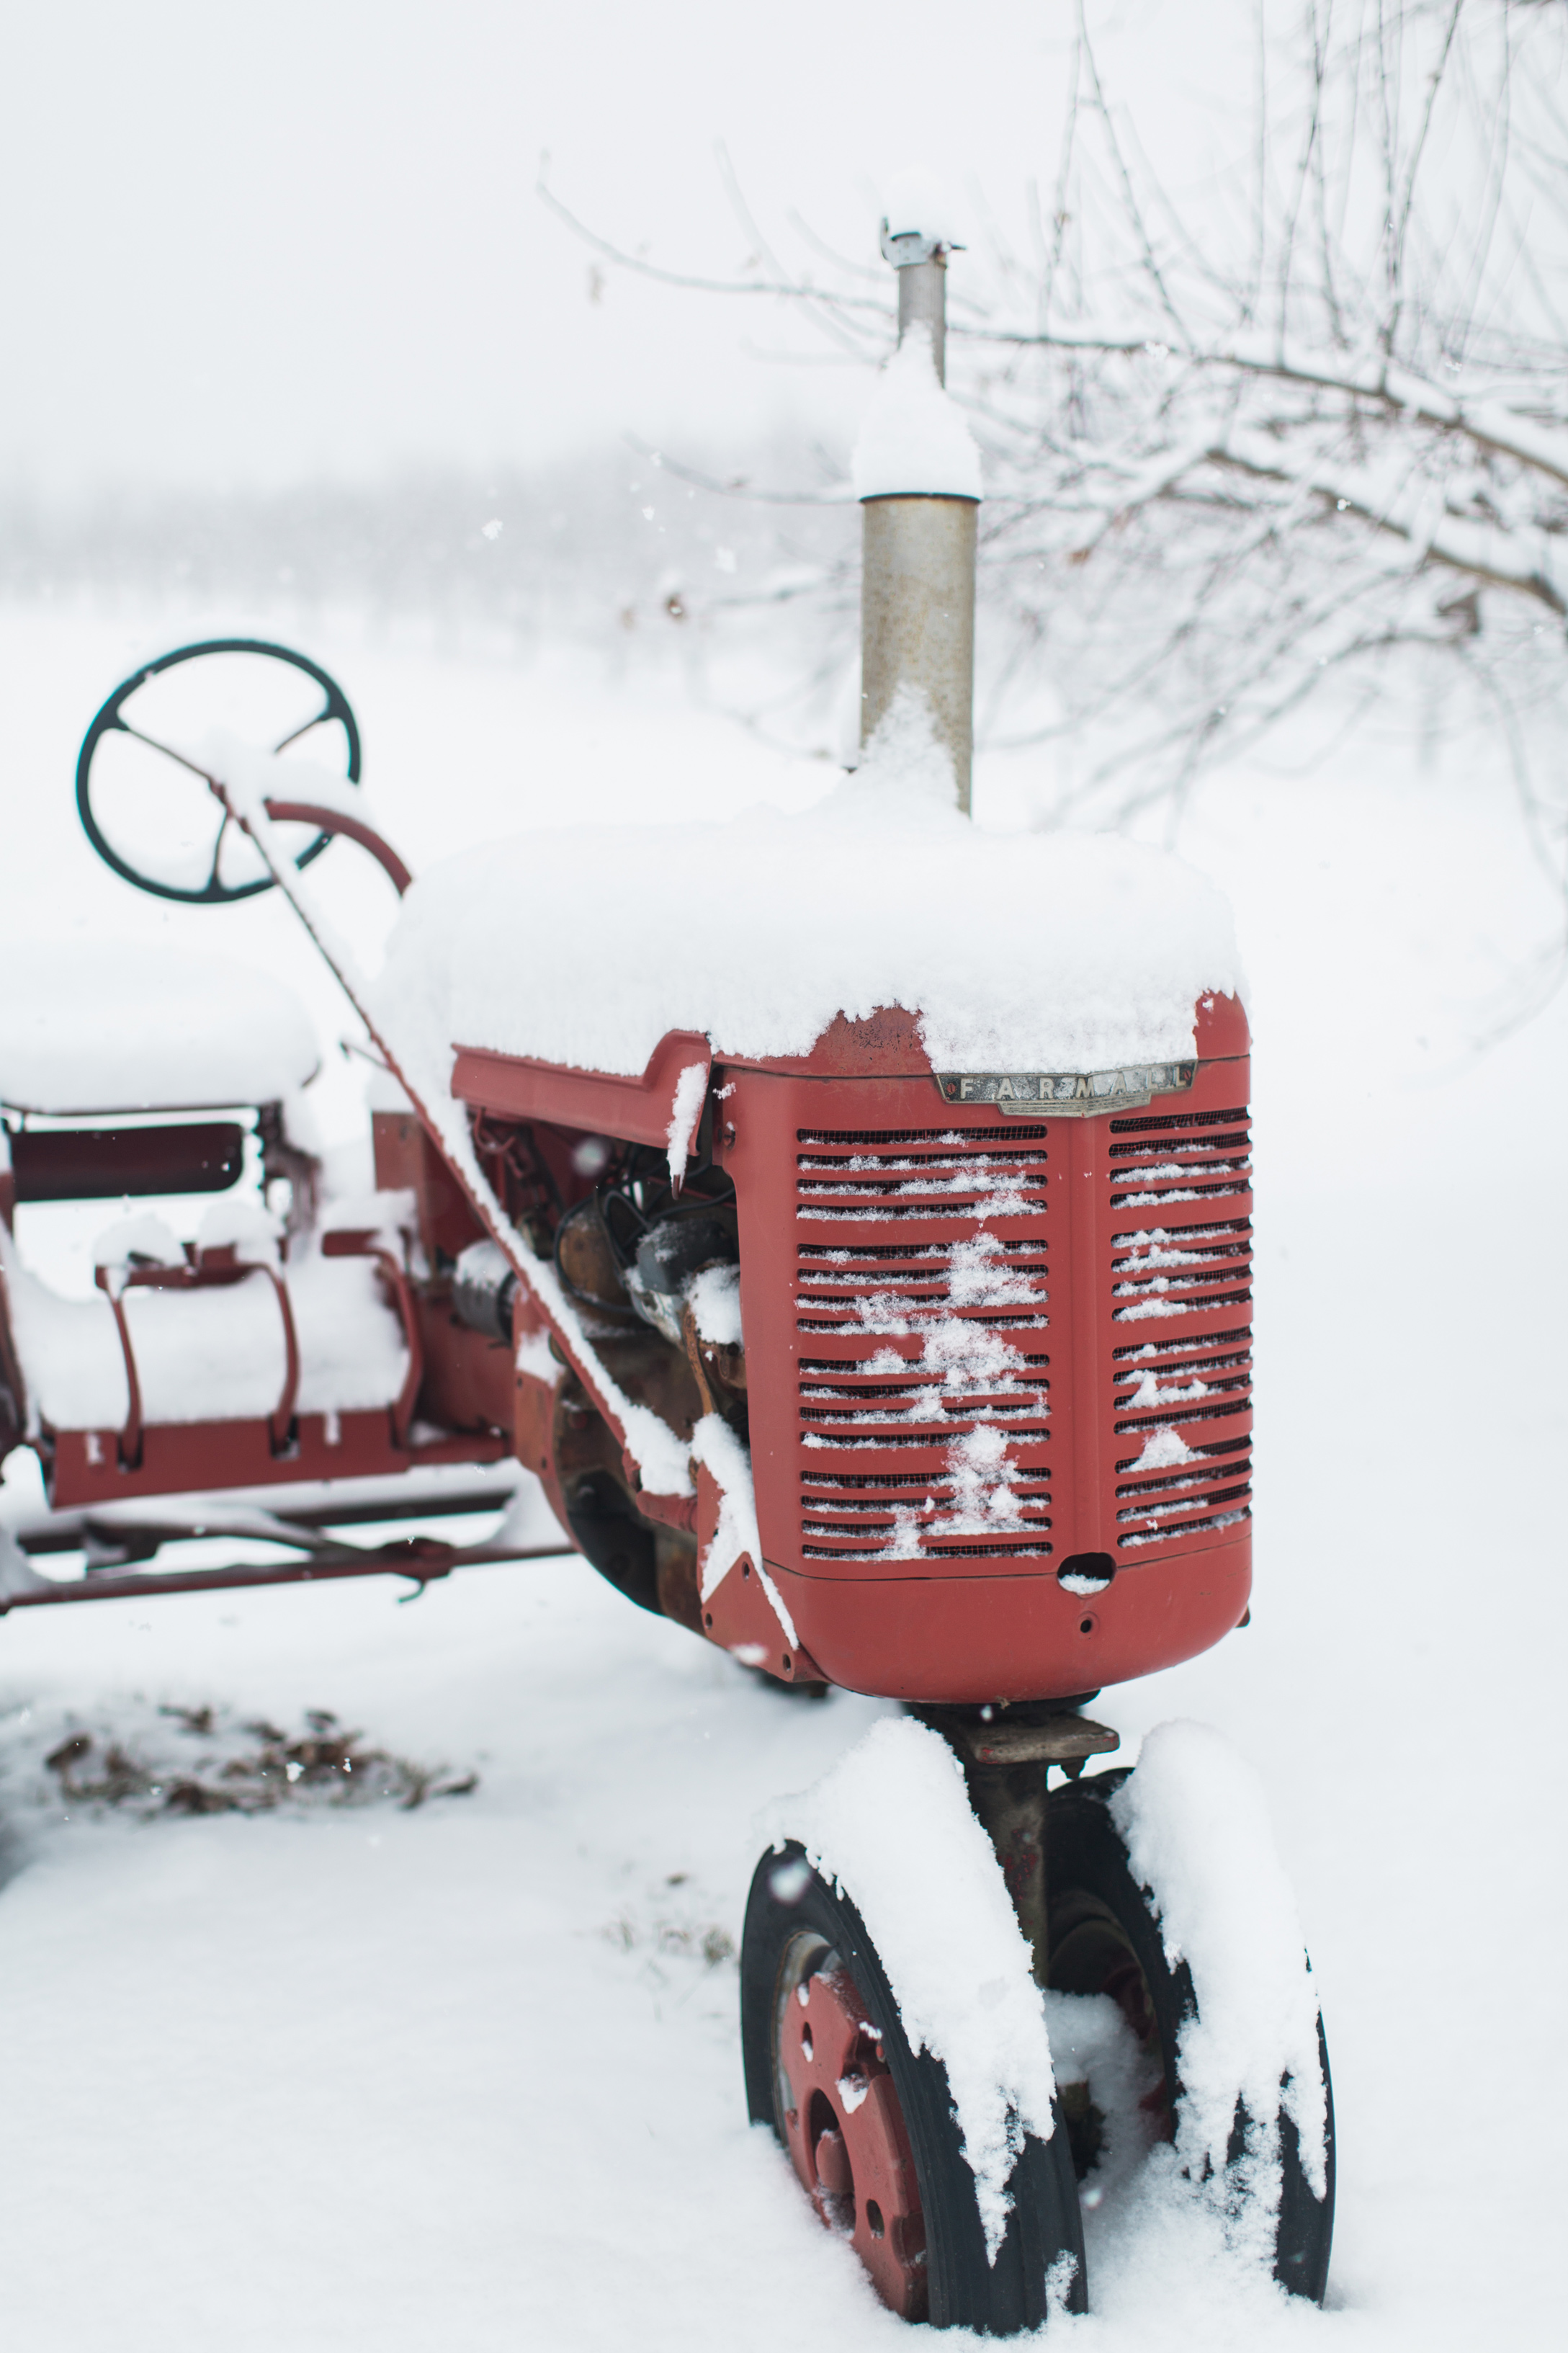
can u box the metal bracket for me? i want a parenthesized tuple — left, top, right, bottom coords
(943, 1714, 1121, 1769)
(879, 218, 962, 267)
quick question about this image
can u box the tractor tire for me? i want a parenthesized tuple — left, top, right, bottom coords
(740, 1843, 1086, 2331)
(1046, 1769, 1335, 2302)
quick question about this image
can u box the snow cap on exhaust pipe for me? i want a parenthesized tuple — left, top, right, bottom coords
(855, 173, 981, 814)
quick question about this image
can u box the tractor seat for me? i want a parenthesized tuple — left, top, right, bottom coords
(0, 939, 319, 1116)
(0, 1218, 412, 1438)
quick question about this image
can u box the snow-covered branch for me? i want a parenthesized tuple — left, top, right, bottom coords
(1211, 430, 1566, 615)
(955, 329, 1568, 496)
(542, 0, 1568, 916)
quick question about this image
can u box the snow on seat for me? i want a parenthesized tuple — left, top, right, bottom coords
(0, 1218, 411, 1434)
(0, 939, 319, 1115)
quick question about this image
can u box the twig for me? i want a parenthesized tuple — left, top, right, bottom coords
(534, 166, 892, 323)
(627, 437, 854, 507)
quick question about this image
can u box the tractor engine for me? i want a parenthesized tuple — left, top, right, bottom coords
(416, 994, 1251, 1705)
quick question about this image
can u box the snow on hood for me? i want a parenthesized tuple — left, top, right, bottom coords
(372, 706, 1242, 1084)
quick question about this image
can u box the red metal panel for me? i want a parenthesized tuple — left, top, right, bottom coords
(714, 1016, 1252, 1702)
(371, 1111, 487, 1263)
(1057, 1114, 1101, 1561)
(47, 1411, 506, 1509)
(450, 1031, 711, 1151)
(766, 1537, 1251, 1704)
(723, 1007, 930, 1080)
(414, 1294, 514, 1435)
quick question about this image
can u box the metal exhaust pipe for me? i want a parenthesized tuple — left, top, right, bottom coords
(859, 213, 979, 814)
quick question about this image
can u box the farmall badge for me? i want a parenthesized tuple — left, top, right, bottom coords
(935, 1063, 1196, 1117)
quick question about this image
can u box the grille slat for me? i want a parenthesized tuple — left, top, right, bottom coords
(1112, 1398, 1250, 1435)
(803, 1540, 1054, 1561)
(1119, 1506, 1250, 1550)
(799, 1310, 1049, 1330)
(799, 1125, 1051, 1146)
(1116, 1458, 1251, 1501)
(797, 1205, 1049, 1226)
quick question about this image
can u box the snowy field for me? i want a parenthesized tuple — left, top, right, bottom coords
(0, 599, 1564, 2349)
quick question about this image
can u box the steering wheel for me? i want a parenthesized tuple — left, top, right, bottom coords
(76, 638, 364, 905)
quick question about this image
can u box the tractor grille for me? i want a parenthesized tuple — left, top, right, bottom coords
(1106, 1106, 1254, 1551)
(794, 1126, 1052, 1562)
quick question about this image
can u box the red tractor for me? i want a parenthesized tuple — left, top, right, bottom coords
(0, 214, 1332, 2329)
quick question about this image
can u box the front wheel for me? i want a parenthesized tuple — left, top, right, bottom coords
(740, 1846, 1086, 2331)
(1045, 1771, 1335, 2302)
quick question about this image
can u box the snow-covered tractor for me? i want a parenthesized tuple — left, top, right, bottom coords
(0, 210, 1332, 2326)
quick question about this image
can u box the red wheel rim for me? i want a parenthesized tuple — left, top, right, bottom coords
(774, 1950, 928, 2318)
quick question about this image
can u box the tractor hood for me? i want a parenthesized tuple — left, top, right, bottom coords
(370, 710, 1243, 1092)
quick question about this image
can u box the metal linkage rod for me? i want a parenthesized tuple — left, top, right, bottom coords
(0, 1519, 572, 1614)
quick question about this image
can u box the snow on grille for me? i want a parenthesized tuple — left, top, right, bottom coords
(1106, 1106, 1253, 1552)
(794, 1125, 1052, 1563)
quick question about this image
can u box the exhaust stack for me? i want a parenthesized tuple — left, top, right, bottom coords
(859, 209, 979, 813)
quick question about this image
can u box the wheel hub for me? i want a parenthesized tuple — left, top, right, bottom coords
(776, 1955, 927, 2318)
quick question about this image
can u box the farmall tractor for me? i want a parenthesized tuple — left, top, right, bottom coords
(0, 214, 1332, 2329)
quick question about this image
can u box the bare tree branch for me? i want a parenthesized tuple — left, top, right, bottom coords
(542, 0, 1568, 898)
(534, 165, 892, 323)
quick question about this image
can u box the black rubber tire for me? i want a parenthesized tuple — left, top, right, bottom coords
(741, 1844, 1087, 2332)
(1046, 1770, 1335, 2303)
(562, 1470, 662, 1615)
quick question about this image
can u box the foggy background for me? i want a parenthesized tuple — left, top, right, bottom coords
(0, 0, 1257, 664)
(2, 16, 1567, 2349)
(1, 0, 1240, 492)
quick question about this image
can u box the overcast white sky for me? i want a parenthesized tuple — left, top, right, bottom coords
(0, 0, 1252, 496)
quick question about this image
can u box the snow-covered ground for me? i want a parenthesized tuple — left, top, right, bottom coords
(0, 599, 1564, 2348)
